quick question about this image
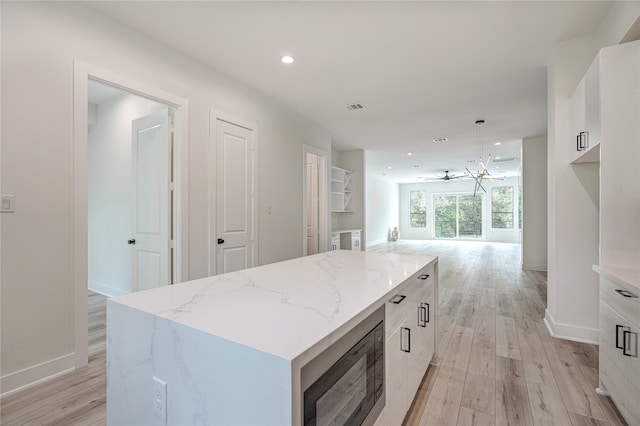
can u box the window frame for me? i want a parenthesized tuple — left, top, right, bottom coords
(491, 185, 515, 229)
(409, 190, 428, 228)
(432, 192, 483, 240)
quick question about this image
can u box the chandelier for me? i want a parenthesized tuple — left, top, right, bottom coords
(465, 119, 492, 196)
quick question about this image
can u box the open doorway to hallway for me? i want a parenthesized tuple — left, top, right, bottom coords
(87, 79, 174, 296)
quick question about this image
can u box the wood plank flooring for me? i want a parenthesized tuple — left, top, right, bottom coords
(1, 241, 627, 425)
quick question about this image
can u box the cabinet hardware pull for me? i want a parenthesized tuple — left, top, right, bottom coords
(127, 239, 136, 245)
(425, 302, 430, 323)
(418, 274, 430, 280)
(623, 330, 638, 358)
(217, 238, 225, 244)
(401, 327, 411, 353)
(616, 324, 625, 349)
(577, 134, 581, 151)
(418, 305, 426, 327)
(615, 289, 638, 298)
(390, 295, 406, 304)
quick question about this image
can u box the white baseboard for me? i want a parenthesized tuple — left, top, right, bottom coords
(0, 353, 75, 397)
(522, 263, 548, 272)
(544, 309, 599, 345)
(366, 239, 389, 248)
(89, 279, 128, 297)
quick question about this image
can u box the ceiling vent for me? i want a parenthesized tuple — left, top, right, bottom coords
(493, 156, 517, 163)
(345, 103, 366, 111)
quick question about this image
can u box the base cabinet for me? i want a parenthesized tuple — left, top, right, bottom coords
(379, 266, 436, 425)
(598, 275, 640, 425)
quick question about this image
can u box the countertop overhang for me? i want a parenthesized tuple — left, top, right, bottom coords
(109, 250, 437, 363)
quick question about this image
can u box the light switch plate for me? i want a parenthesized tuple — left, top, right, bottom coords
(1, 195, 15, 213)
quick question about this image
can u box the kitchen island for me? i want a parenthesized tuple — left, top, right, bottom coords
(107, 250, 438, 425)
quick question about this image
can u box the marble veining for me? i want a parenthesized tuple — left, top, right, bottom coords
(110, 250, 435, 362)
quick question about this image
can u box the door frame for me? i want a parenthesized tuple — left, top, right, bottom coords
(302, 145, 328, 255)
(73, 60, 189, 368)
(209, 110, 259, 276)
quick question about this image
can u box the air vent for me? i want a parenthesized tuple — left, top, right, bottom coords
(345, 103, 366, 111)
(432, 137, 448, 143)
(493, 157, 517, 163)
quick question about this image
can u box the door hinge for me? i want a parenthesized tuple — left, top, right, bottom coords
(169, 182, 175, 191)
(169, 240, 174, 249)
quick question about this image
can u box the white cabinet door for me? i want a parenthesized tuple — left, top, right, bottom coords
(383, 319, 408, 426)
(599, 302, 627, 410)
(406, 273, 435, 399)
(569, 78, 585, 162)
(600, 301, 640, 425)
(625, 320, 640, 426)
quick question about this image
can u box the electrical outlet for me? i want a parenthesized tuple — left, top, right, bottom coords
(153, 376, 167, 421)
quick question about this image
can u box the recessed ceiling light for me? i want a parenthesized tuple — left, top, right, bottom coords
(412, 164, 420, 168)
(387, 166, 392, 170)
(433, 137, 448, 143)
(494, 142, 502, 146)
(281, 55, 295, 64)
(407, 152, 413, 156)
(495, 156, 501, 160)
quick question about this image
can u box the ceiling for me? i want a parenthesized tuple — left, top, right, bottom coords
(86, 1, 612, 183)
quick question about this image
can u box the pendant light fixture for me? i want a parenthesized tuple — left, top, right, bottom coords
(465, 119, 492, 196)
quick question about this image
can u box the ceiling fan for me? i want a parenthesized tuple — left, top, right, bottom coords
(438, 171, 462, 183)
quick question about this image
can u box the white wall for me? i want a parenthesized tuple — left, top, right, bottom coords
(521, 135, 548, 271)
(88, 92, 166, 297)
(546, 5, 640, 343)
(365, 174, 399, 246)
(399, 177, 521, 243)
(0, 1, 331, 393)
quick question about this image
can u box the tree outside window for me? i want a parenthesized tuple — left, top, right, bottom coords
(492, 186, 514, 228)
(434, 194, 482, 239)
(410, 190, 427, 228)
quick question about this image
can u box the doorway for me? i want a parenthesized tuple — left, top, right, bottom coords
(74, 61, 189, 368)
(303, 146, 327, 255)
(87, 80, 174, 296)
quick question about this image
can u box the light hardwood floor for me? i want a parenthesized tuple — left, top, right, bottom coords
(0, 241, 626, 425)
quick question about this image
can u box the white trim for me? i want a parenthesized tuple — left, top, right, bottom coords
(209, 110, 259, 276)
(88, 280, 128, 298)
(366, 238, 389, 247)
(522, 263, 548, 272)
(73, 60, 189, 371)
(0, 354, 75, 397)
(544, 309, 599, 344)
(302, 145, 328, 256)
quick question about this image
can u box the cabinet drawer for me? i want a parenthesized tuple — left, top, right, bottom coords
(351, 230, 361, 238)
(386, 283, 411, 336)
(600, 276, 640, 327)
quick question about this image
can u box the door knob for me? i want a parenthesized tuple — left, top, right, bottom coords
(217, 238, 225, 244)
(128, 239, 136, 245)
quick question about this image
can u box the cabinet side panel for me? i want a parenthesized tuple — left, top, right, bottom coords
(600, 41, 640, 269)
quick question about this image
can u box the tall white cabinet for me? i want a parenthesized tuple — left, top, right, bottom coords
(591, 39, 640, 426)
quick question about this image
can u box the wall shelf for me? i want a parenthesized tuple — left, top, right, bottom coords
(331, 166, 353, 212)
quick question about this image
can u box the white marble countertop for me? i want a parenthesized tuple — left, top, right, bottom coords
(110, 250, 436, 363)
(593, 264, 640, 292)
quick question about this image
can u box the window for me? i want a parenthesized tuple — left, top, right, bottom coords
(410, 190, 427, 228)
(492, 186, 514, 228)
(434, 194, 482, 239)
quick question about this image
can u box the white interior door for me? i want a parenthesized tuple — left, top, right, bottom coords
(131, 109, 171, 291)
(306, 153, 320, 255)
(216, 118, 256, 274)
